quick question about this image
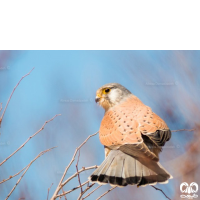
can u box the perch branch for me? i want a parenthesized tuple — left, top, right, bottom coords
(96, 186, 117, 200)
(51, 132, 98, 200)
(6, 147, 56, 200)
(151, 186, 171, 200)
(62, 166, 98, 187)
(54, 166, 97, 199)
(82, 185, 102, 199)
(0, 114, 61, 166)
(0, 68, 34, 127)
(55, 180, 89, 198)
(77, 183, 95, 200)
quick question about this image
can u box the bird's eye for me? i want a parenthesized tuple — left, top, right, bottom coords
(103, 88, 110, 94)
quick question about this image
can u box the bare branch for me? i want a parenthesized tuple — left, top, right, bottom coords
(96, 186, 117, 200)
(61, 188, 67, 200)
(82, 185, 102, 200)
(63, 132, 98, 183)
(0, 68, 34, 127)
(5, 147, 56, 200)
(76, 149, 83, 193)
(53, 166, 97, 199)
(0, 114, 61, 166)
(52, 167, 97, 199)
(171, 129, 195, 132)
(56, 181, 89, 198)
(0, 164, 28, 184)
(77, 183, 95, 200)
(47, 183, 54, 200)
(61, 166, 97, 188)
(151, 186, 171, 200)
(51, 132, 98, 200)
(0, 102, 2, 113)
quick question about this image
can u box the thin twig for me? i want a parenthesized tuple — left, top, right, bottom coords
(63, 132, 98, 183)
(6, 147, 56, 200)
(51, 132, 98, 200)
(47, 183, 54, 200)
(0, 163, 28, 184)
(171, 129, 195, 132)
(82, 185, 102, 200)
(54, 166, 97, 199)
(76, 149, 83, 193)
(0, 114, 61, 166)
(151, 186, 171, 200)
(61, 188, 67, 200)
(55, 181, 89, 198)
(0, 68, 34, 127)
(0, 102, 2, 113)
(61, 165, 98, 187)
(96, 186, 117, 200)
(77, 183, 95, 200)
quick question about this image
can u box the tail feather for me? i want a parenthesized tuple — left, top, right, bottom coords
(122, 155, 142, 185)
(89, 150, 172, 187)
(101, 151, 124, 185)
(96, 156, 115, 183)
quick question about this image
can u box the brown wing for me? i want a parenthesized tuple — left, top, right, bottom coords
(99, 95, 159, 161)
(136, 105, 171, 150)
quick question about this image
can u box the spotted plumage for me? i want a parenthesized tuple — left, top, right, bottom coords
(90, 83, 172, 187)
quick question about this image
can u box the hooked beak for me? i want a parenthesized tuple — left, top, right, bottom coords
(95, 93, 102, 103)
(95, 96, 101, 103)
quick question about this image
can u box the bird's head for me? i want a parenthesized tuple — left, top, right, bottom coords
(95, 83, 132, 111)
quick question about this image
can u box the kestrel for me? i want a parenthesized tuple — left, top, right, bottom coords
(89, 83, 172, 186)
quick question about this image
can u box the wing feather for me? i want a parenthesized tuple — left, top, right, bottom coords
(99, 95, 171, 160)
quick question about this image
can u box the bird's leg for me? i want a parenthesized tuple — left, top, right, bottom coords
(104, 146, 111, 158)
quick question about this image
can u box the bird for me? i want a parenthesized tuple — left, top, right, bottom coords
(89, 83, 172, 187)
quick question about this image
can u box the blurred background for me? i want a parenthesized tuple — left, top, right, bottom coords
(0, 50, 200, 200)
